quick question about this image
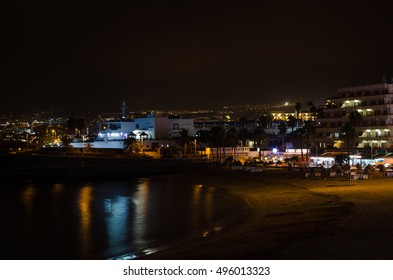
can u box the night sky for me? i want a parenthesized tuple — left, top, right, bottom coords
(3, 2, 393, 115)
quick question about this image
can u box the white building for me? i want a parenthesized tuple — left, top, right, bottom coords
(317, 82, 393, 150)
(71, 113, 196, 150)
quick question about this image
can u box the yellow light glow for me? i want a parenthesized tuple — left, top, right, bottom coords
(79, 184, 93, 257)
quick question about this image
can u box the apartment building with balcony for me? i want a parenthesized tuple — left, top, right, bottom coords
(317, 82, 393, 151)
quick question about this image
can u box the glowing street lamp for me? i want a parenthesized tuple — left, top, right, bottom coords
(191, 139, 197, 157)
(82, 135, 85, 156)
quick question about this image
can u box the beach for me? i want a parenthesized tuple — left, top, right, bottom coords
(142, 168, 393, 260)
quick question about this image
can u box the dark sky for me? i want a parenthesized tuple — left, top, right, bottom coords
(3, 2, 393, 115)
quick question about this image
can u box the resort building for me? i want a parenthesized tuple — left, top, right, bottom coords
(316, 82, 393, 151)
(271, 111, 315, 122)
(71, 104, 197, 150)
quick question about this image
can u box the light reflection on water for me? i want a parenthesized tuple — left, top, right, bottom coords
(133, 179, 149, 247)
(21, 185, 35, 217)
(79, 184, 93, 258)
(0, 178, 244, 260)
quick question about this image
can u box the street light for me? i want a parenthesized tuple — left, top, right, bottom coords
(52, 129, 56, 143)
(193, 139, 197, 157)
(82, 135, 85, 156)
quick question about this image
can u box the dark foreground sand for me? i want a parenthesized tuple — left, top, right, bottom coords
(142, 168, 393, 260)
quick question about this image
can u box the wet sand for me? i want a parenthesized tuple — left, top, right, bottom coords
(142, 168, 393, 260)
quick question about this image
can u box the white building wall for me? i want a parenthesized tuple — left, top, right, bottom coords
(168, 118, 196, 138)
(97, 121, 136, 140)
(134, 116, 156, 139)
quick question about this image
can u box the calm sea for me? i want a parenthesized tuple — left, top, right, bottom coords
(0, 177, 244, 260)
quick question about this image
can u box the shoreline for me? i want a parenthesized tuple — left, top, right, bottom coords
(0, 153, 213, 181)
(141, 168, 393, 260)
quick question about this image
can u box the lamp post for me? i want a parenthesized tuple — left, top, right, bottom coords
(192, 139, 197, 157)
(195, 139, 197, 157)
(82, 135, 85, 156)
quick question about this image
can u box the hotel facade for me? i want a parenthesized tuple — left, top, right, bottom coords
(316, 82, 393, 151)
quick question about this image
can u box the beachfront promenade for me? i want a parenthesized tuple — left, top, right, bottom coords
(143, 168, 393, 260)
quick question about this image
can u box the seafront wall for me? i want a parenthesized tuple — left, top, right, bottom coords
(0, 153, 212, 180)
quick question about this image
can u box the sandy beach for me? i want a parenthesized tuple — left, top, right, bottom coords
(142, 167, 393, 260)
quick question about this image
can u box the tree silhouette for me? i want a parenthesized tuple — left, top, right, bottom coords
(290, 128, 305, 161)
(278, 121, 287, 151)
(307, 101, 318, 119)
(176, 128, 192, 156)
(209, 126, 225, 162)
(225, 126, 239, 157)
(258, 113, 272, 129)
(303, 120, 316, 160)
(341, 110, 363, 164)
(287, 115, 297, 132)
(252, 125, 268, 160)
(123, 136, 137, 152)
(295, 102, 302, 120)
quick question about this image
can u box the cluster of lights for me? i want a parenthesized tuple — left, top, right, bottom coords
(98, 132, 128, 140)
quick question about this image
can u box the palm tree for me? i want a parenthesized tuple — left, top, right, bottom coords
(290, 129, 304, 161)
(238, 128, 249, 147)
(278, 121, 287, 151)
(303, 120, 316, 160)
(307, 101, 318, 119)
(258, 113, 272, 129)
(123, 136, 137, 152)
(252, 125, 268, 160)
(177, 128, 192, 156)
(349, 110, 363, 127)
(61, 135, 72, 154)
(340, 123, 356, 164)
(295, 102, 302, 120)
(341, 111, 363, 164)
(238, 116, 250, 146)
(225, 126, 238, 157)
(209, 126, 225, 162)
(335, 153, 349, 166)
(287, 115, 297, 132)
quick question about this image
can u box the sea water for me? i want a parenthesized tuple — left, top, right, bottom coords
(0, 177, 245, 260)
